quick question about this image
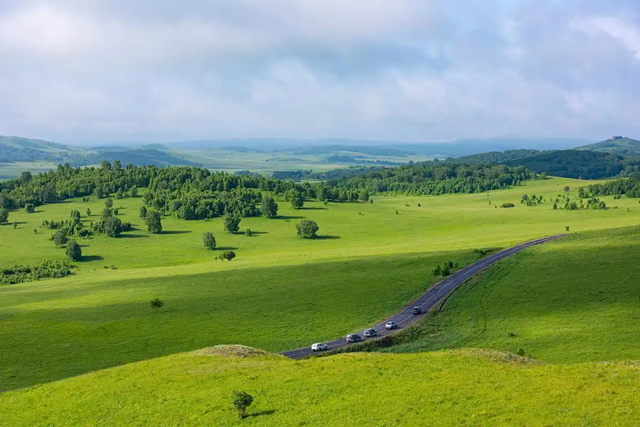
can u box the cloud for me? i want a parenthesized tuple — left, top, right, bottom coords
(0, 0, 639, 144)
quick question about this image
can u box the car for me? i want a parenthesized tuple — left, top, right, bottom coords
(311, 343, 328, 352)
(346, 334, 362, 343)
(412, 306, 422, 315)
(385, 321, 398, 330)
(363, 328, 378, 338)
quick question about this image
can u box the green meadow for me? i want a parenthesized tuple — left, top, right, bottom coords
(1, 176, 640, 395)
(1, 347, 638, 426)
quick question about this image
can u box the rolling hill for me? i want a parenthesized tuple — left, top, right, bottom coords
(578, 136, 640, 156)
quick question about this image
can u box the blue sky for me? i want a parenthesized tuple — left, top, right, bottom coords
(0, 0, 639, 144)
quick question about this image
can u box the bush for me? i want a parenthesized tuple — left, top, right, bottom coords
(517, 348, 525, 356)
(139, 206, 147, 219)
(500, 202, 515, 208)
(0, 208, 9, 224)
(65, 241, 82, 261)
(0, 260, 73, 285)
(219, 250, 236, 261)
(150, 298, 164, 312)
(202, 232, 217, 250)
(25, 203, 35, 213)
(296, 219, 319, 239)
(245, 229, 252, 237)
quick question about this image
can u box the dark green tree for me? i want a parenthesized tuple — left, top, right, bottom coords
(296, 219, 319, 239)
(105, 198, 114, 209)
(245, 229, 252, 237)
(145, 210, 163, 233)
(25, 203, 35, 213)
(202, 232, 217, 250)
(224, 214, 241, 233)
(139, 205, 147, 219)
(53, 230, 68, 246)
(129, 185, 138, 198)
(0, 208, 8, 224)
(231, 391, 254, 419)
(287, 189, 304, 209)
(103, 216, 123, 237)
(65, 241, 82, 261)
(150, 298, 164, 312)
(261, 195, 278, 218)
(102, 207, 113, 219)
(86, 208, 92, 217)
(115, 188, 124, 200)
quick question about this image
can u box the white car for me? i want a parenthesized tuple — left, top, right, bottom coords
(385, 321, 398, 330)
(311, 343, 328, 352)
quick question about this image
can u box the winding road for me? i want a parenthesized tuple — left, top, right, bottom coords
(283, 235, 566, 360)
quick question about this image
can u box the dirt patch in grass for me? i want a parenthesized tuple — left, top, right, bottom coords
(193, 345, 275, 359)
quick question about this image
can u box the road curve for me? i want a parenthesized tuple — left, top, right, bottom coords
(283, 235, 566, 360)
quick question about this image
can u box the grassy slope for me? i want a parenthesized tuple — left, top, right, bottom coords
(1, 348, 638, 426)
(2, 178, 640, 391)
(384, 226, 640, 363)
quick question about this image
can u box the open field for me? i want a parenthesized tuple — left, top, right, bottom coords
(1, 347, 638, 426)
(2, 177, 640, 392)
(382, 226, 640, 363)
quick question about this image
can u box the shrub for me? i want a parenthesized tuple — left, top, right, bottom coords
(220, 250, 236, 261)
(0, 260, 73, 285)
(517, 348, 525, 356)
(500, 203, 515, 208)
(139, 206, 147, 219)
(25, 203, 35, 213)
(296, 219, 319, 239)
(245, 229, 252, 237)
(0, 208, 9, 224)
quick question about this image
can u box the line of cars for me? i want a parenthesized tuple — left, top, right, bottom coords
(311, 306, 423, 352)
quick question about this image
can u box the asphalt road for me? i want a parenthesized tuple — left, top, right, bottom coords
(283, 235, 566, 360)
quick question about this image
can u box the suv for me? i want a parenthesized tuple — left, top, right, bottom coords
(363, 328, 378, 338)
(385, 321, 398, 330)
(311, 343, 328, 352)
(412, 306, 422, 315)
(346, 334, 362, 343)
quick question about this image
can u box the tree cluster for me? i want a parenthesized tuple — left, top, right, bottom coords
(0, 260, 73, 285)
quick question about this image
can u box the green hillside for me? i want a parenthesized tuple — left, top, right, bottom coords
(579, 136, 640, 156)
(1, 347, 638, 426)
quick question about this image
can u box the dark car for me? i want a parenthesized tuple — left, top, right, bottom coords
(412, 306, 422, 315)
(363, 328, 378, 338)
(346, 334, 362, 343)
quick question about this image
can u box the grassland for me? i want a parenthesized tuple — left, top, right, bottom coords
(381, 226, 640, 363)
(1, 177, 640, 393)
(1, 347, 638, 426)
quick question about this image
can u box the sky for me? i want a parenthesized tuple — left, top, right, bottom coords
(0, 0, 639, 145)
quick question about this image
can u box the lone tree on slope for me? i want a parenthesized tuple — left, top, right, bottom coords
(65, 241, 82, 261)
(231, 391, 254, 419)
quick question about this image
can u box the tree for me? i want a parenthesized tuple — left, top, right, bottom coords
(139, 206, 147, 219)
(100, 160, 112, 170)
(103, 216, 124, 237)
(0, 208, 8, 224)
(25, 203, 35, 213)
(113, 160, 122, 170)
(115, 188, 124, 200)
(261, 195, 278, 218)
(145, 210, 163, 233)
(231, 391, 254, 419)
(86, 208, 92, 217)
(65, 241, 82, 261)
(245, 229, 252, 237)
(129, 185, 138, 198)
(150, 298, 164, 312)
(53, 230, 68, 246)
(224, 214, 241, 233)
(13, 222, 17, 230)
(296, 219, 319, 239)
(105, 198, 114, 209)
(287, 189, 304, 209)
(102, 207, 113, 219)
(564, 186, 570, 193)
(202, 232, 217, 250)
(553, 202, 558, 210)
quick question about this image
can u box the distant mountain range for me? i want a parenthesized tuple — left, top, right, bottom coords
(1, 134, 637, 180)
